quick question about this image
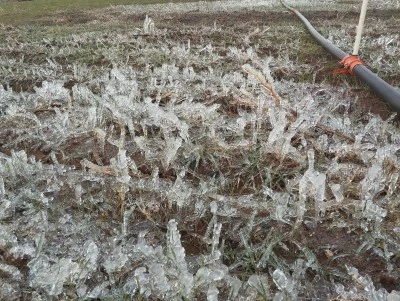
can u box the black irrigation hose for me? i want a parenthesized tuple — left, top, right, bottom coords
(280, 0, 400, 114)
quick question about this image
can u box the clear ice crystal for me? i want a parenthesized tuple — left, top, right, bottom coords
(2, 150, 43, 180)
(167, 220, 188, 273)
(227, 276, 242, 300)
(167, 170, 192, 207)
(329, 183, 344, 203)
(211, 223, 222, 258)
(0, 176, 5, 197)
(264, 187, 292, 223)
(248, 275, 270, 298)
(336, 266, 397, 301)
(272, 269, 291, 291)
(163, 135, 182, 168)
(9, 243, 36, 259)
(361, 164, 385, 200)
(388, 292, 400, 301)
(148, 263, 170, 294)
(34, 81, 71, 106)
(166, 219, 194, 298)
(29, 257, 79, 296)
(0, 224, 17, 249)
(298, 149, 327, 224)
(103, 246, 129, 275)
(110, 149, 131, 184)
(77, 240, 99, 280)
(143, 15, 155, 34)
(0, 263, 23, 281)
(0, 198, 11, 220)
(207, 283, 219, 301)
(195, 267, 212, 287)
(85, 281, 111, 299)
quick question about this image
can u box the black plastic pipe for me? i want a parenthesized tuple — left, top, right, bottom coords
(280, 0, 400, 113)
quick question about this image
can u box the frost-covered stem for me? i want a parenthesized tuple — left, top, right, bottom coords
(242, 65, 281, 106)
(80, 158, 114, 175)
(0, 176, 4, 197)
(315, 124, 355, 143)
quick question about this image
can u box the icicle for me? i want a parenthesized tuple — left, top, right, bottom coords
(166, 220, 194, 299)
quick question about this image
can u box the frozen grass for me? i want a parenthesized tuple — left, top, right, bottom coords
(0, 0, 194, 25)
(0, 1, 400, 300)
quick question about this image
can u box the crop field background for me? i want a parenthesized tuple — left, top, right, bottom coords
(0, 0, 400, 300)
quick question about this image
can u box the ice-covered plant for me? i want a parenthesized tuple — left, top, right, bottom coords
(1, 1, 400, 299)
(129, 217, 230, 300)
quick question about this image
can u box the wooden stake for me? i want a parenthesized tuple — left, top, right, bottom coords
(353, 0, 369, 55)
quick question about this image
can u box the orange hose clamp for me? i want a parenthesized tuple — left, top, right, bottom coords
(334, 55, 364, 75)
